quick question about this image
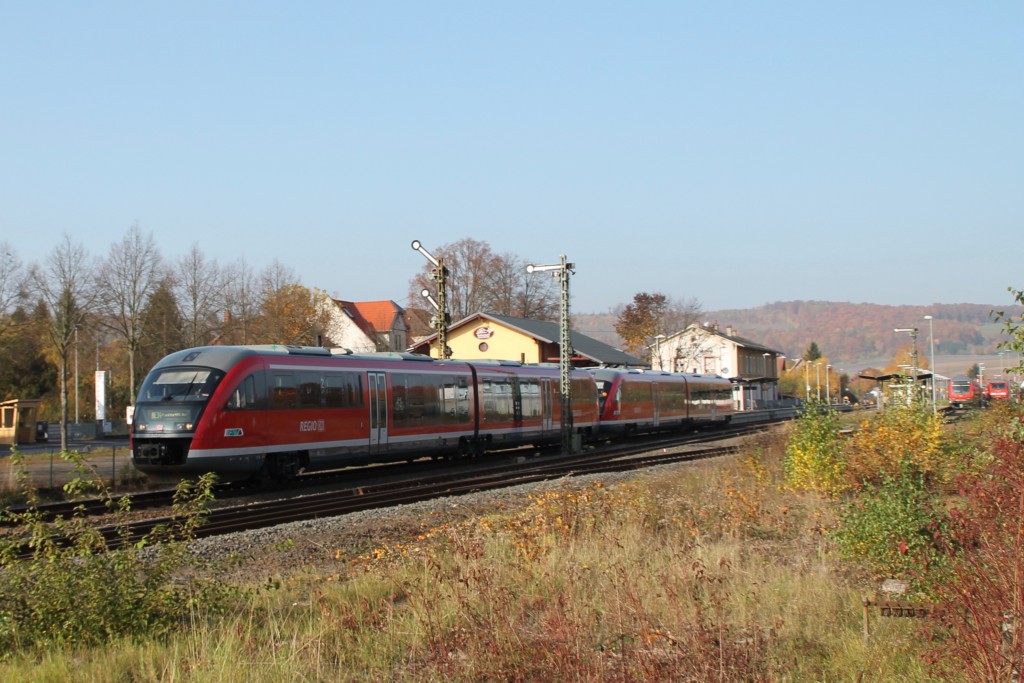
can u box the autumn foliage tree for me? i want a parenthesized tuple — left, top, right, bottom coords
(614, 292, 702, 360)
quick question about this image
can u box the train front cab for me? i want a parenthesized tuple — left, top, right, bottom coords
(130, 361, 261, 478)
(949, 375, 981, 408)
(986, 380, 1011, 401)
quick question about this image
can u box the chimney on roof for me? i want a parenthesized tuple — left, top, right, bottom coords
(726, 326, 734, 336)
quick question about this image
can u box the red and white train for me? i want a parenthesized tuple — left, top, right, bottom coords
(587, 367, 733, 435)
(948, 375, 982, 408)
(130, 345, 733, 480)
(985, 380, 1012, 401)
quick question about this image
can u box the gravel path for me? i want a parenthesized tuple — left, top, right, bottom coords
(187, 463, 690, 584)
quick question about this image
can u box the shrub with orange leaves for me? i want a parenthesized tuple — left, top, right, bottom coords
(842, 401, 947, 490)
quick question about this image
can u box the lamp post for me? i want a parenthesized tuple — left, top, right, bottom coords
(411, 240, 451, 359)
(924, 315, 936, 413)
(895, 327, 919, 405)
(815, 362, 822, 401)
(825, 364, 832, 405)
(527, 255, 576, 454)
(654, 334, 666, 371)
(804, 360, 810, 400)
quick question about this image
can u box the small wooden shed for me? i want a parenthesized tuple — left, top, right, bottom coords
(0, 399, 43, 446)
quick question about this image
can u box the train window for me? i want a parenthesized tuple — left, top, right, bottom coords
(299, 372, 322, 408)
(392, 373, 470, 428)
(571, 378, 597, 408)
(325, 373, 363, 408)
(659, 382, 688, 412)
(226, 375, 257, 410)
(272, 373, 297, 409)
(622, 381, 651, 405)
(521, 380, 541, 417)
(482, 377, 515, 421)
(140, 368, 223, 402)
(391, 374, 433, 427)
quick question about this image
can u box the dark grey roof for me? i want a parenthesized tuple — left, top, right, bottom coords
(416, 312, 646, 367)
(485, 314, 645, 366)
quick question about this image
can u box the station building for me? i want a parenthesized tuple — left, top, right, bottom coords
(651, 322, 784, 410)
(408, 313, 645, 368)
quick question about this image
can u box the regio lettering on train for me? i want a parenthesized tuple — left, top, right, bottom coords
(299, 419, 325, 432)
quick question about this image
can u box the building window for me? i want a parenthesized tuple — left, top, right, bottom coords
(478, 342, 489, 352)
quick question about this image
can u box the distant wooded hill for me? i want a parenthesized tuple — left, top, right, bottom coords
(574, 301, 1024, 370)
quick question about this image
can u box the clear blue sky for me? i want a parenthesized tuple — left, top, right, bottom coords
(2, 2, 1021, 314)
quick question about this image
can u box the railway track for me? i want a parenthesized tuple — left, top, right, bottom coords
(5, 423, 774, 559)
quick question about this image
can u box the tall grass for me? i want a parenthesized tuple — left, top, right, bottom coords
(0, 430, 940, 681)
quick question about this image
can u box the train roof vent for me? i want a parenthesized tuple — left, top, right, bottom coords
(362, 352, 436, 362)
(283, 345, 332, 356)
(248, 344, 332, 356)
(329, 347, 354, 355)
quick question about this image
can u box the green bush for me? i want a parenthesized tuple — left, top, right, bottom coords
(0, 450, 236, 654)
(832, 469, 947, 584)
(783, 401, 845, 495)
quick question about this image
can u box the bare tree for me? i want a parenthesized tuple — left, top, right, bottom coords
(408, 238, 560, 321)
(176, 243, 224, 347)
(484, 251, 558, 320)
(0, 241, 26, 336)
(96, 223, 164, 406)
(408, 238, 499, 320)
(222, 257, 258, 345)
(31, 234, 98, 451)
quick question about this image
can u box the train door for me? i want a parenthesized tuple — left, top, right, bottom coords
(541, 378, 555, 433)
(652, 382, 660, 427)
(368, 372, 388, 454)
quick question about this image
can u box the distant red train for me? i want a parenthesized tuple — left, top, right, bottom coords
(985, 380, 1012, 401)
(948, 375, 982, 408)
(130, 345, 735, 481)
(586, 367, 734, 435)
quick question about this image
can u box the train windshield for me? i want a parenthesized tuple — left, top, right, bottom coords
(134, 366, 226, 435)
(137, 367, 226, 404)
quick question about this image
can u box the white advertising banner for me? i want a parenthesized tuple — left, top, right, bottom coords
(95, 370, 106, 422)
